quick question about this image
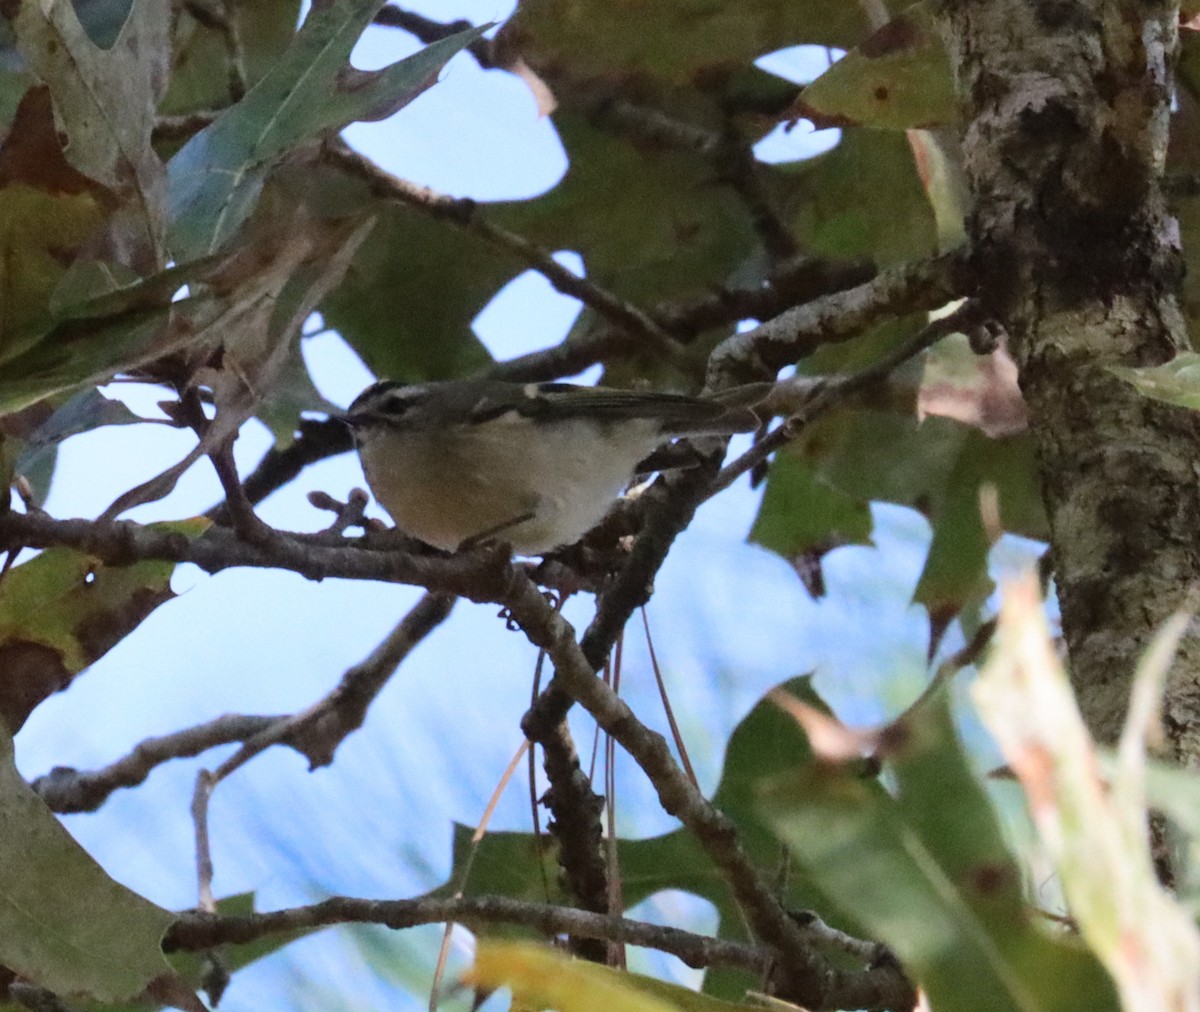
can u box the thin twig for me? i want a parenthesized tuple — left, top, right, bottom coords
(186, 592, 455, 904)
(163, 892, 913, 1010)
(373, 6, 495, 68)
(712, 301, 982, 496)
(789, 909, 891, 965)
(192, 769, 219, 912)
(431, 740, 531, 1011)
(596, 99, 799, 263)
(504, 574, 862, 1008)
(308, 488, 373, 535)
(207, 437, 275, 543)
(206, 417, 353, 526)
(482, 254, 875, 383)
(0, 505, 913, 1008)
(527, 646, 552, 901)
(31, 714, 284, 814)
(283, 591, 457, 768)
(320, 141, 698, 377)
(605, 634, 625, 968)
(153, 109, 222, 143)
(707, 250, 968, 387)
(642, 608, 698, 788)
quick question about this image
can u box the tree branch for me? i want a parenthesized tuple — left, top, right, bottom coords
(712, 301, 983, 495)
(372, 6, 495, 69)
(0, 477, 913, 1005)
(0, 511, 517, 602)
(941, 0, 1200, 755)
(31, 714, 284, 814)
(487, 254, 875, 383)
(166, 894, 763, 970)
(503, 575, 864, 1007)
(162, 894, 913, 1010)
(282, 591, 457, 768)
(707, 250, 967, 387)
(320, 141, 698, 377)
(535, 714, 609, 962)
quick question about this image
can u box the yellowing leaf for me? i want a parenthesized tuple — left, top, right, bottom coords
(0, 519, 208, 731)
(469, 941, 748, 1012)
(0, 87, 114, 342)
(974, 577, 1200, 1012)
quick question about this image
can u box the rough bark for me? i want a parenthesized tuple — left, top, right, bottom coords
(939, 0, 1200, 758)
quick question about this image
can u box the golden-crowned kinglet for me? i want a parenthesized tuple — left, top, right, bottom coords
(341, 379, 762, 555)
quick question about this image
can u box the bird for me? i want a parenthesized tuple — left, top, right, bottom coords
(340, 378, 763, 555)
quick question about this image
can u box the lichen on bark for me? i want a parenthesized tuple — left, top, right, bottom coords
(939, 0, 1200, 758)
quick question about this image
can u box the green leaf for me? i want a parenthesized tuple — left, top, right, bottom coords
(159, 0, 303, 120)
(0, 239, 277, 414)
(1109, 352, 1200, 410)
(17, 388, 146, 449)
(795, 3, 957, 131)
(760, 693, 1120, 1012)
(0, 307, 170, 415)
(324, 202, 499, 381)
(0, 724, 187, 1006)
(255, 338, 339, 446)
(749, 454, 874, 575)
(289, 160, 502, 381)
(496, 110, 761, 305)
(0, 520, 207, 732)
(0, 237, 232, 413)
(48, 893, 316, 1012)
(753, 408, 1045, 637)
(166, 2, 485, 259)
(496, 0, 872, 91)
(430, 823, 567, 907)
(772, 128, 939, 266)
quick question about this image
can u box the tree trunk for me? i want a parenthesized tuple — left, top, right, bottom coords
(939, 0, 1200, 759)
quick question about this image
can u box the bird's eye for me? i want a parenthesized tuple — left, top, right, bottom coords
(380, 391, 422, 417)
